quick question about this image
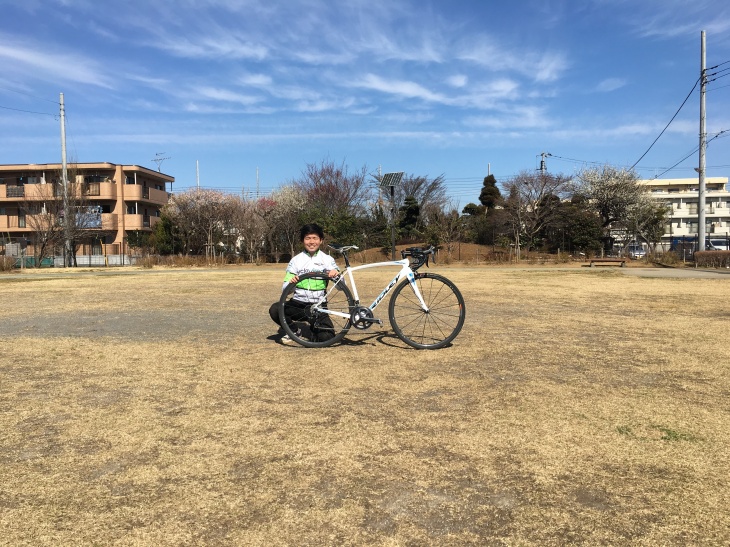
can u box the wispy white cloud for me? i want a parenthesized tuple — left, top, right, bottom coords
(352, 74, 447, 103)
(194, 86, 262, 106)
(619, 0, 730, 42)
(447, 75, 468, 88)
(596, 78, 626, 92)
(456, 38, 569, 83)
(153, 34, 268, 60)
(238, 73, 274, 87)
(464, 105, 550, 129)
(0, 33, 112, 88)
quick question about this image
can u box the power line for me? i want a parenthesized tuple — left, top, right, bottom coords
(651, 129, 729, 179)
(0, 85, 58, 104)
(630, 76, 700, 170)
(0, 104, 56, 117)
(708, 59, 730, 70)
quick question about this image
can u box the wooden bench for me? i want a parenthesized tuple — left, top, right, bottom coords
(589, 258, 626, 267)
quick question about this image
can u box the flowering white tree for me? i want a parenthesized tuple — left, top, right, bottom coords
(165, 189, 237, 256)
(268, 185, 306, 257)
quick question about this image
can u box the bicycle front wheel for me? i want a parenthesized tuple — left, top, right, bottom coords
(388, 273, 465, 349)
(279, 272, 354, 348)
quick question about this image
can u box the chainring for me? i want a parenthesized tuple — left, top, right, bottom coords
(351, 306, 375, 330)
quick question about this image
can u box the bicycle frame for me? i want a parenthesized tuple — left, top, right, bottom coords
(315, 258, 429, 321)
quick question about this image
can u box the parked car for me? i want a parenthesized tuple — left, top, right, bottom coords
(707, 239, 729, 251)
(627, 244, 646, 259)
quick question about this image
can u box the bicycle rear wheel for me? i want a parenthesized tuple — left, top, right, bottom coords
(278, 272, 354, 348)
(388, 272, 465, 349)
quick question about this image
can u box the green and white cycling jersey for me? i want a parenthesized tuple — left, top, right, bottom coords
(282, 250, 339, 303)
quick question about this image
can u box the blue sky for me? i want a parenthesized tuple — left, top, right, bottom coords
(2, 0, 730, 204)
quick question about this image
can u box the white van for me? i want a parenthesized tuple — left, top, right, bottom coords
(707, 239, 729, 251)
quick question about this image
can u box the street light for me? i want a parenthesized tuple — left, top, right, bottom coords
(380, 172, 404, 260)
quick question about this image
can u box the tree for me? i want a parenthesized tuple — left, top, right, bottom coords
(150, 215, 179, 255)
(20, 182, 65, 267)
(292, 159, 371, 242)
(393, 174, 449, 230)
(398, 196, 420, 238)
(267, 185, 307, 258)
(164, 189, 237, 257)
(425, 202, 465, 261)
(227, 195, 271, 263)
(624, 196, 669, 253)
(503, 170, 571, 251)
(21, 168, 110, 267)
(542, 195, 603, 254)
(479, 174, 502, 211)
(574, 165, 644, 230)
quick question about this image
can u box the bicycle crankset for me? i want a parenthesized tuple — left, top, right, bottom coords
(351, 306, 381, 330)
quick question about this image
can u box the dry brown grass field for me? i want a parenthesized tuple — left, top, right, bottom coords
(1, 263, 729, 546)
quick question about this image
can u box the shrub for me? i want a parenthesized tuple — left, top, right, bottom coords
(694, 250, 730, 268)
(0, 256, 15, 272)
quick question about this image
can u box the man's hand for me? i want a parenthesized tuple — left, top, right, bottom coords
(327, 269, 339, 278)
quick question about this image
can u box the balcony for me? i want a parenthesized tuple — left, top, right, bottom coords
(101, 213, 118, 230)
(5, 185, 25, 198)
(81, 181, 116, 199)
(123, 185, 168, 204)
(124, 213, 152, 230)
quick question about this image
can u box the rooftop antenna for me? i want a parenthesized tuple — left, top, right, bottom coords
(152, 152, 170, 172)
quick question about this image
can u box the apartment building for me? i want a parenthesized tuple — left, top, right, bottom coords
(639, 176, 730, 250)
(0, 162, 174, 258)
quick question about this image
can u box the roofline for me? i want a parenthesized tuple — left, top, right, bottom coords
(0, 162, 174, 181)
(639, 176, 728, 185)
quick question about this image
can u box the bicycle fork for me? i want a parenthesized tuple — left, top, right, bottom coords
(405, 271, 430, 312)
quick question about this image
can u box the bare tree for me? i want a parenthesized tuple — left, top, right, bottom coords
(21, 168, 106, 266)
(624, 196, 669, 253)
(20, 181, 64, 267)
(293, 159, 371, 215)
(426, 202, 465, 262)
(503, 170, 571, 251)
(393, 174, 449, 230)
(229, 196, 271, 263)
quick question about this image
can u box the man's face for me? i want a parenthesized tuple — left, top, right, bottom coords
(303, 234, 322, 254)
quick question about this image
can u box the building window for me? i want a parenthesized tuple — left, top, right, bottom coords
(18, 213, 26, 228)
(127, 205, 136, 215)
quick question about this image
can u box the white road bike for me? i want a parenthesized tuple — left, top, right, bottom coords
(278, 245, 465, 349)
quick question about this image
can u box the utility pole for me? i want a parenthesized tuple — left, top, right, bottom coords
(538, 152, 551, 174)
(60, 92, 71, 267)
(698, 30, 707, 253)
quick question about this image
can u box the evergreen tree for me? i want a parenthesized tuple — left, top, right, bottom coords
(479, 174, 502, 210)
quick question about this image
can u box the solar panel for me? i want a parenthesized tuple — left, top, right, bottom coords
(379, 171, 404, 187)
